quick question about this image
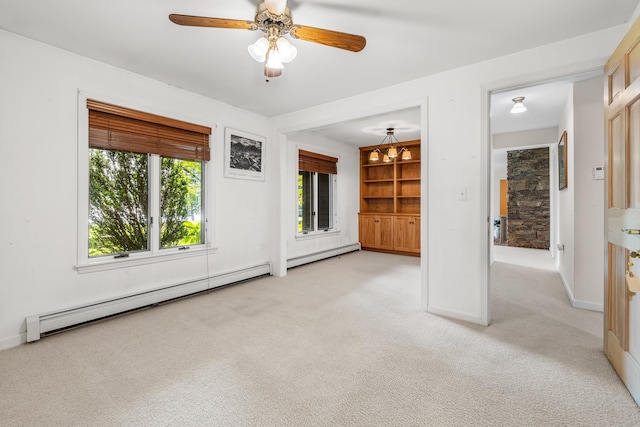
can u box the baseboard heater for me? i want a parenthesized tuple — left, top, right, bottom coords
(287, 243, 360, 269)
(26, 263, 271, 343)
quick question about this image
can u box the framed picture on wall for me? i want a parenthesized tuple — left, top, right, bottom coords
(558, 130, 568, 190)
(224, 128, 265, 181)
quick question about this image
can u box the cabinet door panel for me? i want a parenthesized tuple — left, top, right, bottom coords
(378, 216, 394, 250)
(394, 216, 420, 253)
(359, 215, 377, 248)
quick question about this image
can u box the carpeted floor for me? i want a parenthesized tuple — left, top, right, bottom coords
(0, 249, 638, 426)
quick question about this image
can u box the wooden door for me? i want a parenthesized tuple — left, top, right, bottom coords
(604, 17, 640, 404)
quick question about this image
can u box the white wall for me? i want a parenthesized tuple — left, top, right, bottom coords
(557, 88, 576, 300)
(285, 132, 360, 263)
(0, 30, 273, 348)
(273, 24, 627, 325)
(572, 77, 606, 310)
(556, 77, 605, 312)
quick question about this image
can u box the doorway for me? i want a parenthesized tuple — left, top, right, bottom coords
(487, 70, 607, 320)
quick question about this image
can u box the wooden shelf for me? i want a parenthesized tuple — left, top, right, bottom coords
(359, 140, 421, 255)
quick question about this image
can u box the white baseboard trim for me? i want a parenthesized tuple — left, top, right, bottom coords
(571, 299, 604, 312)
(25, 263, 272, 343)
(0, 333, 26, 351)
(287, 243, 360, 269)
(427, 305, 489, 326)
(558, 272, 604, 312)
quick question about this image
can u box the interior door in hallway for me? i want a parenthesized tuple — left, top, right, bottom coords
(604, 16, 640, 405)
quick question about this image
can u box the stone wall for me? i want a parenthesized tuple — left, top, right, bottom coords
(507, 147, 550, 249)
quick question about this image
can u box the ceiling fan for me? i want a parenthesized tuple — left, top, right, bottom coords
(169, 0, 366, 80)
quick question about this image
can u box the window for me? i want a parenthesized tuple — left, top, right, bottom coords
(298, 150, 338, 233)
(86, 100, 211, 259)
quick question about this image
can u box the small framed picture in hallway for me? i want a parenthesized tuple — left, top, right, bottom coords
(558, 130, 567, 190)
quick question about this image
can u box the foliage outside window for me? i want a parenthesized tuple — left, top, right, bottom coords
(89, 151, 204, 257)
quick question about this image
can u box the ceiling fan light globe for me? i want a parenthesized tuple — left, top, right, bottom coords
(264, 66, 283, 78)
(265, 49, 284, 70)
(264, 48, 284, 78)
(264, 0, 287, 15)
(276, 37, 297, 63)
(248, 37, 269, 62)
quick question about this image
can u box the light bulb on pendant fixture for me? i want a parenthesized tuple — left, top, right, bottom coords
(510, 96, 527, 114)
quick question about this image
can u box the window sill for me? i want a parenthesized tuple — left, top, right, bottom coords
(295, 229, 340, 241)
(75, 246, 218, 274)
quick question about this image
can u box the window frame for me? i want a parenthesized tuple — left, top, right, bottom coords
(76, 92, 216, 273)
(296, 148, 339, 238)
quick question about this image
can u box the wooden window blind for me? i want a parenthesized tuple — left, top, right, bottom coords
(299, 150, 338, 175)
(87, 99, 212, 161)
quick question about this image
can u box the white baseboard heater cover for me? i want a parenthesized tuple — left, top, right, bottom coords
(26, 263, 271, 342)
(287, 243, 360, 269)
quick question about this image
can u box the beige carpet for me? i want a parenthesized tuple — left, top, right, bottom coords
(1, 249, 639, 426)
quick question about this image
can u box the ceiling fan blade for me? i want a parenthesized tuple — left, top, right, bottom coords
(169, 14, 256, 30)
(290, 25, 366, 52)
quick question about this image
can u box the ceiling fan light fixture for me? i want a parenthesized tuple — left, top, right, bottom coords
(276, 37, 297, 63)
(510, 96, 527, 114)
(401, 149, 412, 161)
(369, 150, 380, 162)
(169, 0, 366, 80)
(248, 36, 269, 62)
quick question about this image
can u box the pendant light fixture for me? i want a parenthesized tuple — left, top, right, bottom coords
(510, 96, 527, 114)
(369, 128, 412, 162)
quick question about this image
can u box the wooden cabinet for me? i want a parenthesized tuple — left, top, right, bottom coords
(358, 140, 421, 256)
(359, 214, 394, 250)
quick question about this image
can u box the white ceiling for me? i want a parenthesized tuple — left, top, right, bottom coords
(0, 0, 637, 143)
